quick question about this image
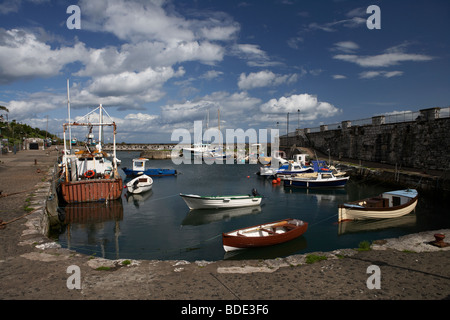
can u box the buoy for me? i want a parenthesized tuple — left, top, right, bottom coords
(277, 177, 281, 182)
(272, 179, 277, 184)
(247, 176, 250, 178)
(84, 170, 95, 179)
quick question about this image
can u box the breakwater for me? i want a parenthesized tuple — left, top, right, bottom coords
(103, 143, 177, 159)
(336, 162, 450, 196)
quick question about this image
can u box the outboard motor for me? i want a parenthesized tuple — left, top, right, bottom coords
(252, 188, 259, 196)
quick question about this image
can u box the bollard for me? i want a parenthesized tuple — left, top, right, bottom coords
(430, 233, 449, 248)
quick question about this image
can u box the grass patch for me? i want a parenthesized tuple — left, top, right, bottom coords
(122, 260, 131, 266)
(95, 266, 111, 271)
(305, 254, 327, 264)
(358, 240, 371, 251)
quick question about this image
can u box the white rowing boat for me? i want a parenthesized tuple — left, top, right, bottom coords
(338, 189, 418, 222)
(126, 174, 153, 194)
(180, 190, 262, 210)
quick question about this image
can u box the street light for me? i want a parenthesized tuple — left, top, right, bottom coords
(287, 112, 289, 136)
(297, 109, 300, 129)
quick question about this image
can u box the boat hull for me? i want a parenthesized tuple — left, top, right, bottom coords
(60, 178, 123, 203)
(338, 189, 418, 222)
(284, 176, 349, 188)
(180, 194, 262, 210)
(222, 219, 308, 252)
(126, 175, 153, 194)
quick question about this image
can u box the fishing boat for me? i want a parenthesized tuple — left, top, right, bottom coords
(122, 157, 177, 177)
(275, 154, 313, 178)
(125, 174, 153, 194)
(258, 151, 289, 176)
(338, 189, 418, 222)
(58, 104, 123, 203)
(180, 189, 262, 210)
(283, 171, 349, 188)
(222, 218, 308, 252)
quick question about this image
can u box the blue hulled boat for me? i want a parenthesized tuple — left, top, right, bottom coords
(122, 157, 177, 177)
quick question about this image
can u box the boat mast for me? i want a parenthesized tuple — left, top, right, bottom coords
(98, 104, 103, 152)
(67, 79, 72, 150)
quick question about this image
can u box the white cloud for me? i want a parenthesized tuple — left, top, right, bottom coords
(332, 75, 347, 80)
(80, 0, 239, 44)
(87, 66, 184, 100)
(287, 36, 304, 49)
(335, 52, 433, 67)
(80, 0, 194, 43)
(160, 91, 261, 126)
(201, 70, 223, 80)
(76, 40, 224, 78)
(359, 70, 404, 79)
(260, 94, 341, 121)
(238, 70, 298, 90)
(231, 44, 281, 67)
(308, 17, 365, 32)
(333, 42, 433, 68)
(0, 28, 87, 83)
(6, 91, 65, 120)
(332, 41, 359, 53)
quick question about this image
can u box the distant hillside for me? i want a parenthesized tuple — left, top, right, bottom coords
(0, 118, 59, 147)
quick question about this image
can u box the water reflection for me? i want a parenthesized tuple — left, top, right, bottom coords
(61, 200, 124, 224)
(124, 190, 153, 208)
(338, 214, 417, 235)
(182, 206, 262, 226)
(59, 199, 124, 259)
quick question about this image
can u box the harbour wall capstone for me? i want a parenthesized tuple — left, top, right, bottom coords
(281, 108, 450, 171)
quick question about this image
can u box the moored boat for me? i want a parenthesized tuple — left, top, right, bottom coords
(125, 174, 153, 194)
(180, 190, 262, 210)
(222, 218, 308, 252)
(58, 104, 123, 204)
(283, 171, 349, 188)
(275, 154, 313, 179)
(122, 157, 177, 177)
(338, 189, 418, 222)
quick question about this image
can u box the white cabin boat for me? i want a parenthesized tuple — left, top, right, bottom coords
(284, 171, 349, 188)
(338, 189, 418, 222)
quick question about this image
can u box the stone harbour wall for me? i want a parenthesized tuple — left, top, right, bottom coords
(282, 108, 450, 171)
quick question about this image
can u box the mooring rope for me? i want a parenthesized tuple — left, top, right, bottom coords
(0, 188, 37, 198)
(0, 207, 42, 230)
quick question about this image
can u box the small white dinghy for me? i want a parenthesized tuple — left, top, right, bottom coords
(126, 174, 153, 194)
(180, 189, 262, 210)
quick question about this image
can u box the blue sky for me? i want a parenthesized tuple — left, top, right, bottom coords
(0, 0, 449, 143)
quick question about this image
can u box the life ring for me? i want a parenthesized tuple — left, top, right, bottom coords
(84, 170, 95, 179)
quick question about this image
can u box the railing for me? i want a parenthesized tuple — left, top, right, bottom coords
(281, 106, 450, 137)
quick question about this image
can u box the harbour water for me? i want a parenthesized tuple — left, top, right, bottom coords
(54, 151, 450, 261)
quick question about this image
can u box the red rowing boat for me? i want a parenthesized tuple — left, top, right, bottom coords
(222, 218, 308, 252)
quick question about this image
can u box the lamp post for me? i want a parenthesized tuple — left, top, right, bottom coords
(287, 112, 289, 136)
(297, 109, 300, 129)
